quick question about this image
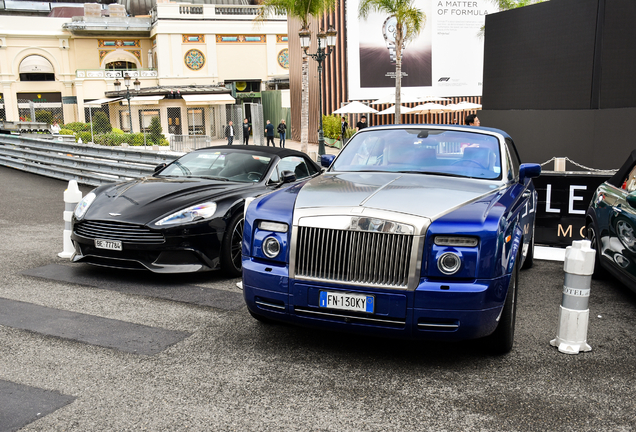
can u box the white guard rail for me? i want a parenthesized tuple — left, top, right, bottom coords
(0, 135, 179, 187)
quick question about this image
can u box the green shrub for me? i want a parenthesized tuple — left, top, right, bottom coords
(64, 122, 91, 132)
(93, 111, 112, 134)
(35, 110, 53, 125)
(76, 131, 92, 143)
(159, 138, 169, 146)
(322, 115, 342, 140)
(112, 128, 125, 135)
(344, 127, 356, 140)
(148, 117, 164, 145)
(59, 128, 75, 136)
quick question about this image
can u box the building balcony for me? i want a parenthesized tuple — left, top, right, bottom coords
(76, 69, 158, 79)
(151, 3, 286, 22)
(63, 16, 152, 36)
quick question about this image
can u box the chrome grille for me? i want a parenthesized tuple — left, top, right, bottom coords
(74, 220, 165, 244)
(295, 226, 413, 288)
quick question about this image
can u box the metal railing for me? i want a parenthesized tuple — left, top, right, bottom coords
(0, 134, 178, 187)
(169, 135, 211, 152)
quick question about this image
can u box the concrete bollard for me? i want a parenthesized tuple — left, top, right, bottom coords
(550, 240, 595, 354)
(58, 180, 83, 259)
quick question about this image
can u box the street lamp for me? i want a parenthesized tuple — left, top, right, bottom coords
(299, 25, 338, 156)
(113, 73, 141, 132)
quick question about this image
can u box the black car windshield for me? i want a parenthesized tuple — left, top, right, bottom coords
(332, 128, 502, 180)
(158, 150, 272, 183)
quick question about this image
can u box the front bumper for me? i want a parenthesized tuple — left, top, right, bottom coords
(71, 231, 224, 273)
(242, 259, 509, 341)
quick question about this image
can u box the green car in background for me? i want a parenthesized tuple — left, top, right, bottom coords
(586, 150, 636, 292)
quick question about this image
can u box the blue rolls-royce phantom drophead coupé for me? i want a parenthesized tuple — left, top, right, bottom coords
(242, 125, 541, 354)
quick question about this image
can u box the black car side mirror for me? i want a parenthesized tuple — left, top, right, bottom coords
(321, 154, 336, 168)
(627, 192, 636, 209)
(154, 163, 167, 173)
(519, 163, 541, 182)
(281, 170, 297, 183)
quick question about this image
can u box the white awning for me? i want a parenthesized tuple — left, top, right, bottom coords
(182, 94, 236, 105)
(84, 97, 123, 106)
(123, 95, 165, 105)
(19, 55, 54, 74)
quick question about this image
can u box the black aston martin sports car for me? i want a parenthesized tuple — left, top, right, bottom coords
(70, 145, 321, 276)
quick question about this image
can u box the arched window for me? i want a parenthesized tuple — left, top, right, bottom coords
(105, 61, 138, 70)
(19, 55, 55, 81)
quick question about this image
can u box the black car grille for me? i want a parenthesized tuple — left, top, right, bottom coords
(74, 220, 165, 244)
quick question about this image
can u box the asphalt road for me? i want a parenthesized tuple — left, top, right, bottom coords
(1, 165, 635, 432)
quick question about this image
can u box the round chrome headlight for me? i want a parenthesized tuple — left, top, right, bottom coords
(438, 252, 461, 275)
(263, 237, 281, 259)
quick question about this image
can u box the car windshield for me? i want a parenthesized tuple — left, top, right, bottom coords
(158, 150, 272, 183)
(332, 128, 502, 180)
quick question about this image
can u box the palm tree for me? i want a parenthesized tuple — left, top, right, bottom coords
(257, 0, 337, 153)
(358, 0, 425, 124)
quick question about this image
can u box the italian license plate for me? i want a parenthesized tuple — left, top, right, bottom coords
(94, 239, 122, 251)
(319, 291, 374, 314)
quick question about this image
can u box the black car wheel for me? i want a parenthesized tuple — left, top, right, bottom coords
(221, 212, 244, 277)
(586, 222, 605, 278)
(487, 252, 519, 355)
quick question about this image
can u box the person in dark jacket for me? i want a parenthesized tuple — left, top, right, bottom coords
(277, 119, 287, 148)
(242, 118, 251, 145)
(265, 120, 275, 147)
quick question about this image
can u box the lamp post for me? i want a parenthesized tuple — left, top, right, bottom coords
(114, 73, 140, 133)
(299, 25, 337, 156)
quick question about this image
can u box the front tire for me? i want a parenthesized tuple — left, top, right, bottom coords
(221, 212, 244, 277)
(486, 253, 519, 355)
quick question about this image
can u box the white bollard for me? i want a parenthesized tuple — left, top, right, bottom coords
(550, 240, 595, 354)
(58, 180, 83, 259)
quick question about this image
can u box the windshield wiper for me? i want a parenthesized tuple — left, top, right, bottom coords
(396, 171, 456, 177)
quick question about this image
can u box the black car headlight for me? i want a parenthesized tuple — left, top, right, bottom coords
(154, 202, 217, 227)
(252, 220, 289, 262)
(74, 192, 96, 220)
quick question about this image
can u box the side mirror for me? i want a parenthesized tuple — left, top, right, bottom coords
(519, 163, 541, 181)
(280, 170, 297, 184)
(154, 163, 167, 173)
(627, 192, 636, 209)
(321, 154, 336, 168)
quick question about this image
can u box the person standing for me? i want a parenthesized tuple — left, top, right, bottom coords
(265, 120, 275, 147)
(225, 120, 234, 145)
(340, 116, 349, 145)
(242, 118, 251, 145)
(356, 116, 367, 132)
(51, 120, 61, 135)
(277, 119, 287, 148)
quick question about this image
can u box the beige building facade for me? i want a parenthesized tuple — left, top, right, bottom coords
(0, 1, 288, 139)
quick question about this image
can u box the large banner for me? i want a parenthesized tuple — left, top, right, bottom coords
(346, 0, 492, 100)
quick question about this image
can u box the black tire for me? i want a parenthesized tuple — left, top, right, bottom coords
(487, 253, 519, 355)
(521, 230, 534, 270)
(586, 222, 605, 279)
(221, 212, 244, 278)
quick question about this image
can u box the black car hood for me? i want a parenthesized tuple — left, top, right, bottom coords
(85, 177, 251, 224)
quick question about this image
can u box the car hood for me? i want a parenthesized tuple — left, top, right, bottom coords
(85, 177, 251, 224)
(294, 172, 503, 220)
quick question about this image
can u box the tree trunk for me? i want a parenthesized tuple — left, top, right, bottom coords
(301, 55, 309, 153)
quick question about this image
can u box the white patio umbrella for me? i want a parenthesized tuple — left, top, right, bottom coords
(445, 101, 482, 111)
(332, 101, 378, 114)
(410, 103, 453, 114)
(376, 105, 415, 115)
